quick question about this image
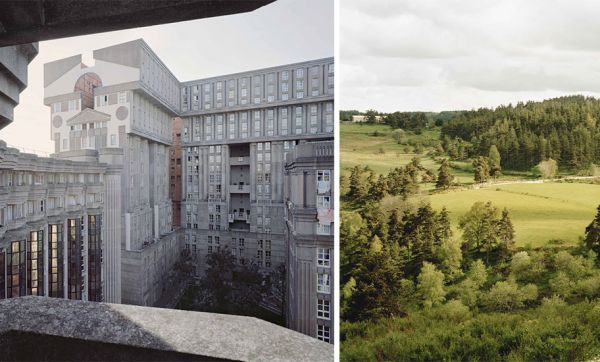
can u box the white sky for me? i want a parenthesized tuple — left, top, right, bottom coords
(1, 0, 333, 155)
(341, 0, 600, 113)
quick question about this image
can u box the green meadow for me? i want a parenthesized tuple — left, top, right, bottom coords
(427, 183, 600, 248)
(341, 122, 474, 185)
(341, 122, 600, 248)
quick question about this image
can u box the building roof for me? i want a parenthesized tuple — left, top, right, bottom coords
(65, 108, 111, 126)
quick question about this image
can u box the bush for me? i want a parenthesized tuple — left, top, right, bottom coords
(482, 281, 538, 312)
(554, 251, 586, 279)
(510, 251, 531, 280)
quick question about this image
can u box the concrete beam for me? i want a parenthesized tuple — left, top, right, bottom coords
(0, 0, 276, 47)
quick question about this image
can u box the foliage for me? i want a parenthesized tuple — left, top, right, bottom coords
(585, 205, 600, 254)
(417, 262, 446, 308)
(535, 158, 558, 179)
(435, 158, 454, 189)
(441, 96, 600, 171)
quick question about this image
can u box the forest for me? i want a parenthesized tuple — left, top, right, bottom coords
(340, 96, 600, 360)
(439, 95, 600, 170)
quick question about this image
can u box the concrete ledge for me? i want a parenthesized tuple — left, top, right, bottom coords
(0, 297, 333, 361)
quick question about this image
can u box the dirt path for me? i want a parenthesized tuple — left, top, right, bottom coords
(472, 176, 599, 189)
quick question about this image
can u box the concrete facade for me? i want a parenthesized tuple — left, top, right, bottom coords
(44, 42, 336, 339)
(0, 44, 38, 128)
(284, 141, 334, 344)
(0, 141, 117, 303)
(170, 118, 183, 227)
(44, 39, 183, 306)
(179, 58, 334, 275)
(177, 59, 335, 342)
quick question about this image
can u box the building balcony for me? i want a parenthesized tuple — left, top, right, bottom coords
(230, 156, 250, 166)
(230, 184, 250, 194)
(229, 212, 251, 223)
(0, 296, 332, 361)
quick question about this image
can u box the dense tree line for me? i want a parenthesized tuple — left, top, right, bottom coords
(341, 201, 600, 360)
(441, 95, 600, 170)
(341, 197, 517, 322)
(346, 159, 424, 204)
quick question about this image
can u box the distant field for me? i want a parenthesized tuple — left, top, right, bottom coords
(341, 122, 600, 247)
(427, 183, 600, 248)
(340, 123, 474, 184)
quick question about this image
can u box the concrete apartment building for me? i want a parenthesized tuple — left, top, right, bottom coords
(43, 40, 182, 306)
(42, 39, 335, 343)
(0, 141, 115, 302)
(178, 59, 335, 343)
(284, 141, 334, 343)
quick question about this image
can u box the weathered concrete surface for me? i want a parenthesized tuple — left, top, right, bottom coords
(0, 0, 276, 47)
(0, 297, 334, 361)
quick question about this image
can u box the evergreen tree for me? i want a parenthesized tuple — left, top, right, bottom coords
(436, 158, 454, 189)
(387, 208, 404, 243)
(459, 201, 499, 264)
(489, 145, 502, 178)
(473, 156, 490, 183)
(368, 174, 388, 201)
(348, 165, 368, 201)
(497, 208, 516, 258)
(585, 205, 600, 254)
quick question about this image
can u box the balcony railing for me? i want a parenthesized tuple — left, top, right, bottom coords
(230, 184, 250, 193)
(230, 156, 250, 166)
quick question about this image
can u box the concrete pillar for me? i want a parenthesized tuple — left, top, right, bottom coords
(43, 223, 48, 297)
(63, 218, 68, 299)
(82, 211, 88, 301)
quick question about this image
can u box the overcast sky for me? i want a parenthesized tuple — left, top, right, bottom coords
(341, 0, 600, 113)
(1, 0, 333, 155)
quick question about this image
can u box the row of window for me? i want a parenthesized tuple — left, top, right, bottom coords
(0, 216, 102, 301)
(181, 64, 334, 111)
(183, 103, 334, 142)
(0, 171, 102, 187)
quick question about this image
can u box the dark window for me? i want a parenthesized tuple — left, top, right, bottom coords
(7, 240, 26, 298)
(48, 224, 63, 298)
(27, 230, 44, 296)
(0, 250, 5, 299)
(68, 218, 83, 300)
(88, 215, 102, 302)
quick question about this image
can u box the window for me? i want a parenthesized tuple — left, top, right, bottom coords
(118, 92, 127, 104)
(317, 196, 330, 209)
(296, 68, 304, 78)
(317, 325, 330, 343)
(317, 299, 330, 319)
(317, 170, 331, 182)
(110, 134, 116, 146)
(318, 248, 331, 267)
(281, 71, 289, 81)
(317, 223, 331, 235)
(317, 273, 330, 293)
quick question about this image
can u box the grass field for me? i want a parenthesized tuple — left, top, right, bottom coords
(426, 182, 600, 248)
(341, 123, 477, 185)
(341, 122, 600, 248)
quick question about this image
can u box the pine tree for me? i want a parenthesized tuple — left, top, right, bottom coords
(488, 145, 502, 178)
(459, 201, 499, 264)
(348, 165, 368, 201)
(585, 205, 600, 254)
(387, 208, 404, 243)
(368, 174, 388, 201)
(497, 208, 516, 258)
(473, 156, 490, 183)
(436, 158, 454, 189)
